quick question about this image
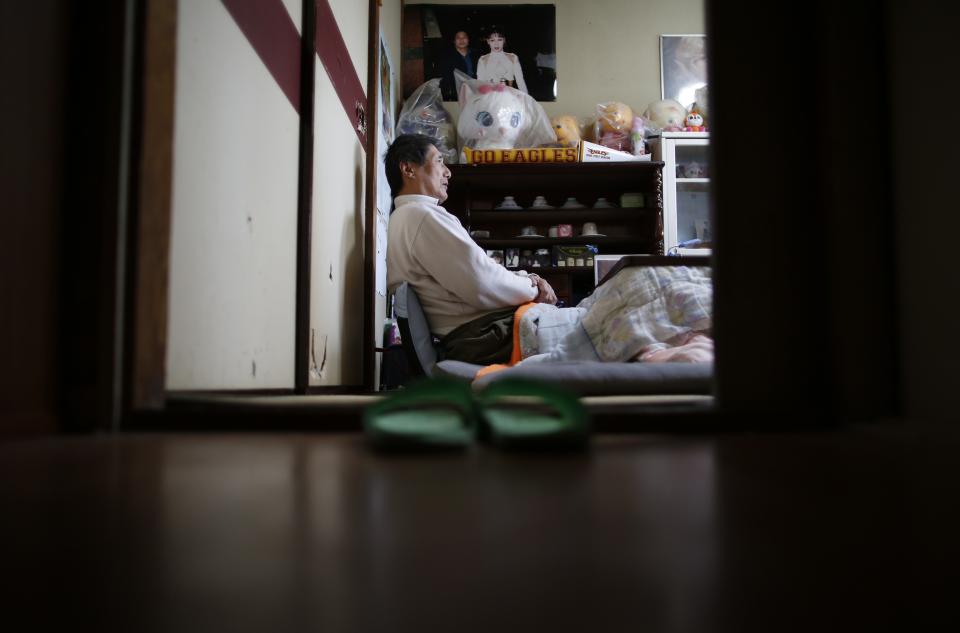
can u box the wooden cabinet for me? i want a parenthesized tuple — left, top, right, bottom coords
(649, 132, 712, 255)
(445, 162, 664, 305)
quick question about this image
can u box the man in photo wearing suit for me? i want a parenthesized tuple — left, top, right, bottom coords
(440, 29, 479, 101)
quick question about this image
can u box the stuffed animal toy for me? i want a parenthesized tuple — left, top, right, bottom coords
(681, 161, 705, 178)
(643, 99, 688, 132)
(684, 112, 705, 132)
(551, 115, 581, 147)
(457, 79, 555, 154)
(594, 101, 634, 152)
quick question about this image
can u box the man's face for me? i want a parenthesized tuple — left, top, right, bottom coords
(454, 31, 469, 51)
(405, 145, 450, 203)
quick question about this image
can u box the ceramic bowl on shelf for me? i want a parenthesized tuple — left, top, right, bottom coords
(528, 195, 554, 210)
(560, 197, 585, 209)
(470, 230, 490, 238)
(593, 197, 618, 208)
(517, 225, 544, 238)
(581, 222, 605, 237)
(494, 196, 522, 210)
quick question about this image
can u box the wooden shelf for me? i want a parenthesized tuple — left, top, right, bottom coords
(470, 208, 653, 223)
(444, 161, 665, 304)
(505, 266, 594, 274)
(476, 236, 652, 248)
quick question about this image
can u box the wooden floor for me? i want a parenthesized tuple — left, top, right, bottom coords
(1, 424, 957, 632)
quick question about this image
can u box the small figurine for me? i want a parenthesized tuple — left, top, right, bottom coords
(682, 161, 705, 178)
(684, 111, 705, 132)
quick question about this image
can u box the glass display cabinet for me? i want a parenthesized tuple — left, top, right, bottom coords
(649, 132, 711, 255)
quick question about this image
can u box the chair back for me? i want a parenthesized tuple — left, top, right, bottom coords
(393, 282, 439, 377)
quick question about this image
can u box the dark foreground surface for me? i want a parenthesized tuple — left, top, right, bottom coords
(2, 424, 958, 632)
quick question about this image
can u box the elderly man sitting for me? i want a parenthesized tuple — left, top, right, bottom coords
(384, 133, 557, 366)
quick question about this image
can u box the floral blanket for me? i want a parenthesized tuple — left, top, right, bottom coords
(516, 266, 713, 364)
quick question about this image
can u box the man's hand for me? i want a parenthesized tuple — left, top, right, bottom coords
(533, 276, 557, 305)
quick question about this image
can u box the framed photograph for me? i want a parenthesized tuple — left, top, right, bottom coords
(485, 249, 505, 266)
(659, 34, 707, 110)
(379, 38, 395, 142)
(402, 4, 557, 102)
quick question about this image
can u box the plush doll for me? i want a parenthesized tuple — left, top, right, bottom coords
(457, 79, 555, 153)
(684, 112, 705, 132)
(643, 99, 688, 132)
(551, 115, 581, 147)
(594, 101, 634, 152)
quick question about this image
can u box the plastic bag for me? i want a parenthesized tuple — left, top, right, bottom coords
(396, 78, 458, 163)
(455, 70, 556, 156)
(629, 116, 646, 156)
(593, 101, 634, 153)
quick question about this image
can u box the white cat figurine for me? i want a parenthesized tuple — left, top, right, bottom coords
(458, 83, 525, 150)
(455, 77, 555, 159)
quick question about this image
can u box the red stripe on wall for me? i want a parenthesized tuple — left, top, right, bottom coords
(221, 0, 301, 113)
(315, 0, 367, 147)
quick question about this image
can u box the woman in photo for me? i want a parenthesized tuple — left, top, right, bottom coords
(476, 26, 527, 94)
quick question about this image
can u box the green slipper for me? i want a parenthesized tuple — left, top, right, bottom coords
(476, 378, 590, 449)
(364, 377, 477, 450)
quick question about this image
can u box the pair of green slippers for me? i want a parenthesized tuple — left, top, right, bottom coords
(364, 377, 589, 450)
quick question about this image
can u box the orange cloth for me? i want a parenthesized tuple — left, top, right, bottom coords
(474, 302, 535, 380)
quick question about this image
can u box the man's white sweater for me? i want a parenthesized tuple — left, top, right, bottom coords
(387, 194, 537, 336)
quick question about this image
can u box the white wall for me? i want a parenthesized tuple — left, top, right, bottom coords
(407, 0, 704, 126)
(166, 0, 302, 389)
(308, 0, 370, 386)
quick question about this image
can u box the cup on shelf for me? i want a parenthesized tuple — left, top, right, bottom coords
(558, 224, 573, 237)
(581, 222, 605, 237)
(548, 226, 559, 237)
(518, 225, 543, 238)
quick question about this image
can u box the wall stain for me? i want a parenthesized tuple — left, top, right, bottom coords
(310, 330, 327, 380)
(319, 337, 328, 375)
(251, 359, 257, 378)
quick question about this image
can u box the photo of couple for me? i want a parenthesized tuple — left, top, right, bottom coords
(403, 4, 557, 102)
